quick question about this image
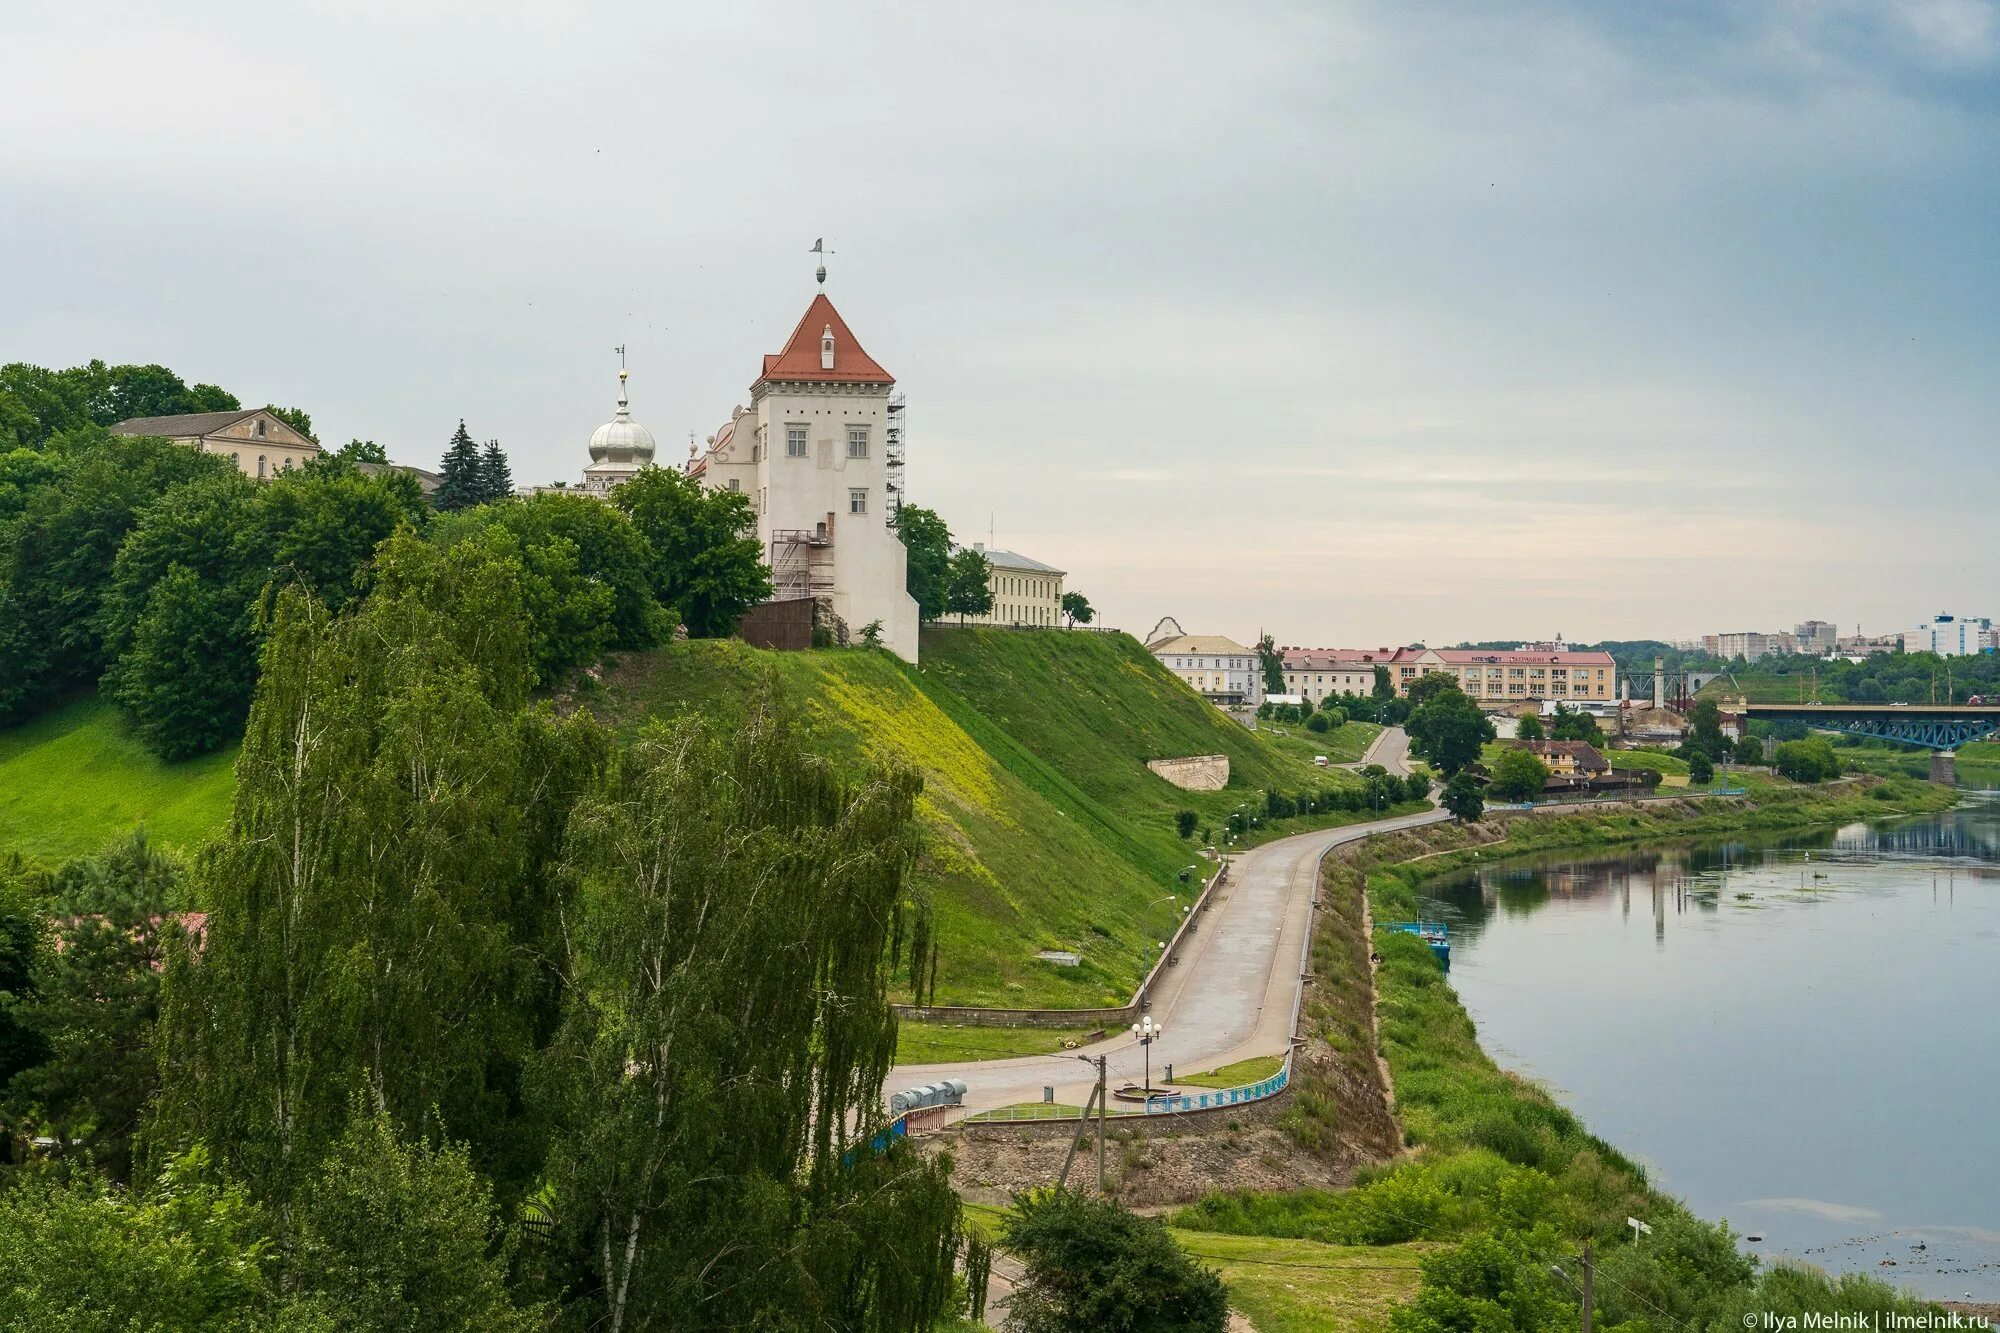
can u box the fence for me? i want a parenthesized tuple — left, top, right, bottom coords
(959, 1065, 1291, 1125)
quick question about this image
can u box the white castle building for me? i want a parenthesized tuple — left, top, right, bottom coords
(687, 290, 921, 662)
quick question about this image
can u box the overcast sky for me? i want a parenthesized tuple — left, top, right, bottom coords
(5, 0, 1996, 646)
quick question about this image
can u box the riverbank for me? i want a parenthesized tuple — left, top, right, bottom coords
(1176, 774, 1963, 1326)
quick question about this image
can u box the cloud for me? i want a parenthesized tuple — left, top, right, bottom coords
(1, 0, 1995, 644)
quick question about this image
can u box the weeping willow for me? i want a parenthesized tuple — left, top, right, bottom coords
(536, 696, 960, 1332)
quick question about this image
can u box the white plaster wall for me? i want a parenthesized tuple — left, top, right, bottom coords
(749, 381, 918, 662)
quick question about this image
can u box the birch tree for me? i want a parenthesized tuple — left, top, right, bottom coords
(534, 701, 960, 1332)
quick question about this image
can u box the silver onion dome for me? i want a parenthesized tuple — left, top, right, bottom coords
(588, 369, 656, 465)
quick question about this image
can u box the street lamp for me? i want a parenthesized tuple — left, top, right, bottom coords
(1130, 1014, 1164, 1100)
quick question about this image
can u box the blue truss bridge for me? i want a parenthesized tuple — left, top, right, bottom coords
(1740, 703, 2000, 753)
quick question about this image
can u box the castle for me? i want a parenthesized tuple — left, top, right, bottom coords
(681, 290, 920, 662)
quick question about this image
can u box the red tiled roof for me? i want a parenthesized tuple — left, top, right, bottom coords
(1429, 649, 1615, 666)
(756, 293, 894, 387)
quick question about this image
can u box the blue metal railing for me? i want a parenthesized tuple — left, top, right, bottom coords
(1142, 1065, 1289, 1115)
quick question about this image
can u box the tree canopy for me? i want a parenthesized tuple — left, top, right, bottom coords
(614, 465, 771, 637)
(1061, 589, 1094, 627)
(1487, 747, 1550, 802)
(1405, 680, 1495, 777)
(944, 546, 993, 623)
(891, 504, 953, 621)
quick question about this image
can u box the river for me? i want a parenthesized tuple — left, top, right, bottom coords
(1423, 794, 2000, 1301)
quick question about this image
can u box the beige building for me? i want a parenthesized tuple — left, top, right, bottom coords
(1280, 649, 1391, 705)
(954, 544, 1066, 627)
(1282, 645, 1617, 703)
(1148, 633, 1262, 706)
(110, 408, 320, 479)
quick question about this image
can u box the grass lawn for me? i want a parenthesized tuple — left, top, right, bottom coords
(963, 1202, 1428, 1329)
(1258, 719, 1383, 768)
(1173, 1230, 1430, 1333)
(1177, 1054, 1283, 1089)
(894, 1022, 1103, 1065)
(0, 697, 236, 866)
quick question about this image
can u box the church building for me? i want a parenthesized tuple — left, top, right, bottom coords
(687, 290, 920, 663)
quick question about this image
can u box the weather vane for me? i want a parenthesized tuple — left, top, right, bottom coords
(809, 238, 833, 286)
(614, 343, 627, 370)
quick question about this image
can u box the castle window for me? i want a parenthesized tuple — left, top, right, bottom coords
(786, 425, 808, 458)
(257, 455, 267, 479)
(727, 478, 740, 491)
(848, 488, 867, 515)
(847, 426, 868, 459)
(255, 419, 267, 438)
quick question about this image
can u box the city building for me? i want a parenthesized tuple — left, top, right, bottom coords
(1505, 739, 1610, 777)
(1148, 634, 1262, 706)
(950, 544, 1066, 628)
(1906, 614, 1994, 657)
(1986, 627, 2000, 653)
(1283, 646, 1617, 703)
(686, 289, 920, 662)
(1419, 648, 1617, 703)
(1793, 619, 1839, 654)
(110, 407, 320, 480)
(1279, 649, 1390, 705)
(1703, 631, 1783, 662)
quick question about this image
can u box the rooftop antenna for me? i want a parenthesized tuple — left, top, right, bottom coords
(809, 238, 833, 286)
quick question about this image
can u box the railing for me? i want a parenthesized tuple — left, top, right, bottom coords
(1140, 1066, 1289, 1115)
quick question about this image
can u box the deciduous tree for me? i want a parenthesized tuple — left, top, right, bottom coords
(613, 466, 772, 637)
(1405, 683, 1495, 777)
(944, 546, 993, 624)
(533, 701, 960, 1331)
(1487, 748, 1549, 803)
(1060, 590, 1094, 628)
(891, 504, 953, 621)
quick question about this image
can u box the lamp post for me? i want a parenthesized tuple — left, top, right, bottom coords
(1130, 1014, 1164, 1100)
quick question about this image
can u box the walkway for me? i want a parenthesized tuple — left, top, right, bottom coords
(888, 732, 1443, 1116)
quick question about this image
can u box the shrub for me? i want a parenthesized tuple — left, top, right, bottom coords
(1306, 712, 1329, 733)
(1175, 810, 1197, 840)
(1687, 750, 1715, 784)
(1003, 1190, 1227, 1333)
(1774, 737, 1841, 783)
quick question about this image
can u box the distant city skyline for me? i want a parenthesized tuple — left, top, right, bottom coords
(4, 0, 1996, 642)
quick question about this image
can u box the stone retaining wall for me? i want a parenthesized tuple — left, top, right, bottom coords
(1145, 754, 1230, 791)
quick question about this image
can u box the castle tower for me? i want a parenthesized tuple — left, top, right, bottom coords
(689, 291, 919, 662)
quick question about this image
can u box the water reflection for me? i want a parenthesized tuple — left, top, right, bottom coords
(1418, 794, 2000, 1301)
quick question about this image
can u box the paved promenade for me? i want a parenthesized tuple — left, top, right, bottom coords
(888, 731, 1444, 1116)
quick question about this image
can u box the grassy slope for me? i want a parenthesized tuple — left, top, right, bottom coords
(917, 628, 1360, 833)
(962, 1201, 1426, 1330)
(595, 630, 1361, 1010)
(0, 697, 236, 866)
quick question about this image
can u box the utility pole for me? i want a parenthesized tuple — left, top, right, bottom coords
(1056, 1054, 1109, 1194)
(1580, 1240, 1594, 1333)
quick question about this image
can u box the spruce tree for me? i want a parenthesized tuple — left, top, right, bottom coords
(435, 420, 483, 511)
(479, 439, 512, 502)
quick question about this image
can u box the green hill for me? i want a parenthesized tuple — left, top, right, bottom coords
(594, 628, 1379, 1008)
(0, 697, 237, 866)
(0, 629, 1388, 1010)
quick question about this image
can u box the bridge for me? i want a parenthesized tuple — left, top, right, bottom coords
(1739, 703, 2000, 782)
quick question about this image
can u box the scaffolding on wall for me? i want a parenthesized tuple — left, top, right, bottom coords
(883, 391, 906, 526)
(768, 527, 835, 602)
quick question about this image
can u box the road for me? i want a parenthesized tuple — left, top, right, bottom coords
(888, 729, 1443, 1116)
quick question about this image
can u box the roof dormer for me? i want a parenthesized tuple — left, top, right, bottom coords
(820, 325, 835, 371)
